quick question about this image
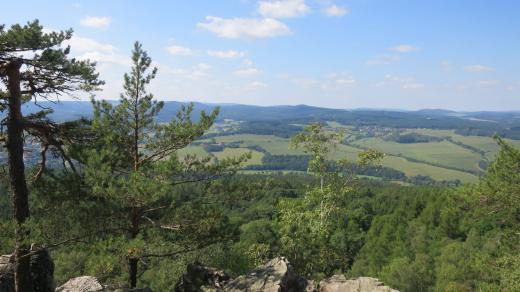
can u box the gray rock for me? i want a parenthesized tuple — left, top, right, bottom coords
(0, 249, 54, 292)
(55, 276, 104, 292)
(32, 249, 55, 292)
(223, 257, 302, 292)
(112, 288, 153, 292)
(303, 280, 317, 292)
(319, 275, 398, 292)
(174, 258, 398, 292)
(0, 255, 15, 292)
(175, 261, 230, 292)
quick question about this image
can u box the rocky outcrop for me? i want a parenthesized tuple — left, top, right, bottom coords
(0, 249, 55, 292)
(0, 255, 15, 292)
(1, 252, 396, 292)
(55, 276, 153, 292)
(55, 276, 104, 292)
(319, 275, 398, 292)
(175, 257, 398, 292)
(175, 262, 230, 291)
(31, 249, 56, 292)
(223, 257, 303, 292)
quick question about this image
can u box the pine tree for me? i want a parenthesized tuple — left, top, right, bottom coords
(76, 42, 248, 288)
(0, 20, 101, 292)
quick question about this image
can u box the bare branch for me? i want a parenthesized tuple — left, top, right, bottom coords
(139, 240, 222, 259)
(31, 144, 48, 181)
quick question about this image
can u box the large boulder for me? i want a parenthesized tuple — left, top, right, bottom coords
(319, 275, 398, 292)
(0, 255, 14, 292)
(56, 276, 154, 292)
(55, 276, 104, 292)
(112, 288, 152, 292)
(223, 257, 303, 292)
(31, 249, 55, 292)
(174, 258, 398, 292)
(175, 262, 230, 292)
(0, 249, 55, 292)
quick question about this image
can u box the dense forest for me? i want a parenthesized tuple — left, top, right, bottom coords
(1, 20, 519, 292)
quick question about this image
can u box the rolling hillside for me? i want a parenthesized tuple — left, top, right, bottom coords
(18, 101, 520, 183)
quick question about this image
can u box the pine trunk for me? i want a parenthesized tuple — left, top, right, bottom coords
(128, 212, 140, 288)
(7, 62, 35, 292)
(128, 257, 138, 288)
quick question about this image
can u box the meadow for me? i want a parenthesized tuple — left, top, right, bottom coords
(170, 123, 520, 183)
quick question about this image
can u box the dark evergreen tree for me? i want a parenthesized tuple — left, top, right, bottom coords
(0, 20, 101, 292)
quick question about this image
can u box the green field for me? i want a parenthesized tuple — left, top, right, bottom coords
(199, 134, 480, 182)
(212, 148, 264, 166)
(352, 138, 482, 172)
(176, 145, 210, 158)
(404, 129, 520, 160)
(403, 128, 456, 137)
(450, 135, 520, 160)
(328, 144, 363, 161)
(177, 123, 520, 184)
(211, 134, 305, 155)
(380, 155, 477, 183)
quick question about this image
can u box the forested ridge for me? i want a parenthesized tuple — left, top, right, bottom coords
(1, 20, 519, 291)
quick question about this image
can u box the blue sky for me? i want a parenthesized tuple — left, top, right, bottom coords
(2, 0, 519, 110)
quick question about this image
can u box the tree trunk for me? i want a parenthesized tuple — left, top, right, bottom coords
(128, 257, 138, 288)
(128, 211, 140, 288)
(6, 61, 35, 292)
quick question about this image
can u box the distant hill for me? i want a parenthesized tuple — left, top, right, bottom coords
(22, 101, 347, 123)
(20, 100, 520, 139)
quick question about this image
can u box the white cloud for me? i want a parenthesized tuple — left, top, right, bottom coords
(378, 74, 424, 90)
(166, 45, 193, 56)
(384, 75, 411, 83)
(66, 36, 117, 53)
(65, 36, 129, 66)
(292, 77, 319, 87)
(506, 82, 519, 92)
(322, 5, 349, 17)
(197, 16, 291, 39)
(441, 60, 451, 69)
(196, 63, 211, 70)
(246, 81, 268, 90)
(167, 63, 212, 80)
(258, 0, 310, 18)
(478, 80, 499, 87)
(402, 83, 424, 89)
(335, 78, 356, 85)
(207, 50, 246, 58)
(186, 63, 211, 80)
(242, 59, 254, 67)
(464, 65, 494, 73)
(77, 51, 130, 66)
(328, 73, 356, 85)
(80, 16, 111, 29)
(321, 73, 356, 90)
(391, 44, 419, 53)
(234, 67, 262, 77)
(366, 55, 401, 66)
